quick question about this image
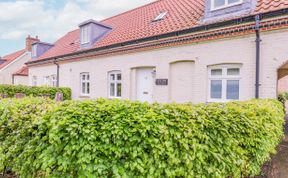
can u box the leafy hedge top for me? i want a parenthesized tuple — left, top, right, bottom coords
(0, 84, 71, 100)
(0, 98, 285, 177)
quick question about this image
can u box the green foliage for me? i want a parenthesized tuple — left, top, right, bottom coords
(0, 84, 71, 100)
(0, 97, 57, 177)
(0, 98, 285, 177)
(278, 92, 288, 105)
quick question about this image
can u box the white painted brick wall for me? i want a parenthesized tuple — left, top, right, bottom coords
(29, 28, 288, 103)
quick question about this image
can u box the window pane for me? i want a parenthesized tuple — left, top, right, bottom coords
(211, 80, 222, 99)
(228, 0, 240, 4)
(227, 68, 240, 75)
(84, 27, 87, 42)
(32, 76, 37, 86)
(32, 45, 37, 57)
(87, 74, 90, 81)
(214, 0, 225, 7)
(110, 83, 115, 97)
(87, 83, 90, 94)
(81, 26, 89, 44)
(117, 83, 121, 97)
(117, 74, 121, 81)
(82, 83, 86, 94)
(211, 69, 222, 76)
(110, 74, 115, 81)
(227, 80, 239, 100)
(82, 74, 86, 80)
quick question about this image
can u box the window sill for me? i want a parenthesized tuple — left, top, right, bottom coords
(210, 1, 243, 12)
(207, 99, 239, 103)
(79, 95, 91, 98)
(108, 96, 122, 100)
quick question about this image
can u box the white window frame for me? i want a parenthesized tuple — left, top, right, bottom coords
(108, 71, 122, 99)
(80, 73, 90, 96)
(32, 76, 37, 86)
(81, 25, 90, 45)
(153, 12, 167, 22)
(208, 64, 241, 102)
(51, 74, 57, 87)
(211, 0, 243, 11)
(43, 76, 50, 86)
(32, 44, 37, 57)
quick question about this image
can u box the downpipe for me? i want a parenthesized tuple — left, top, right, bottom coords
(53, 59, 60, 87)
(255, 15, 261, 99)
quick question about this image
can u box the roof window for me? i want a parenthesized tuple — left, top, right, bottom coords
(153, 12, 167, 22)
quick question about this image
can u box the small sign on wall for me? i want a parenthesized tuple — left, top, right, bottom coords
(155, 79, 168, 85)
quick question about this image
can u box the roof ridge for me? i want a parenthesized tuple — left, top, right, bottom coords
(101, 0, 161, 23)
(31, 0, 288, 62)
(57, 1, 161, 37)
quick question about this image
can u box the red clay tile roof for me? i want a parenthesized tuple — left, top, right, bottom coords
(36, 0, 288, 61)
(256, 0, 288, 13)
(13, 66, 29, 76)
(0, 49, 26, 70)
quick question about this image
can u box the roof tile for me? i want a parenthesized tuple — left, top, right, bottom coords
(13, 66, 29, 76)
(0, 49, 26, 70)
(36, 0, 288, 61)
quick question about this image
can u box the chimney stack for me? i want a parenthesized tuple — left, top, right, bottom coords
(26, 35, 39, 51)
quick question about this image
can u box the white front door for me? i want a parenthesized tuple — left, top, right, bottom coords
(136, 68, 154, 103)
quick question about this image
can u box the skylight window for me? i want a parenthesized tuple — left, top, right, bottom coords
(153, 12, 167, 22)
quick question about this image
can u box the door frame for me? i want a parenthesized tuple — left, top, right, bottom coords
(131, 66, 156, 102)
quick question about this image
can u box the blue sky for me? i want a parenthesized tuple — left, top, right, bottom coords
(0, 0, 152, 56)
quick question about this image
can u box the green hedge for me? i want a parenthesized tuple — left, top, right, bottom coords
(0, 84, 71, 100)
(0, 98, 285, 177)
(278, 92, 288, 105)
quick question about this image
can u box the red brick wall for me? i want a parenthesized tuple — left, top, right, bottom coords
(25, 35, 39, 52)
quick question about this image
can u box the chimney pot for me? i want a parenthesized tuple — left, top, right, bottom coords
(26, 35, 40, 52)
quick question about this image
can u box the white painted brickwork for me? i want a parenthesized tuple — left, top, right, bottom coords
(29, 29, 288, 103)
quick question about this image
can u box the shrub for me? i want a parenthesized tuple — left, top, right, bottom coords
(0, 98, 285, 177)
(278, 92, 288, 105)
(0, 84, 71, 100)
(0, 97, 57, 176)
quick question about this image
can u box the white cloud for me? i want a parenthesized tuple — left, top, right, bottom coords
(0, 31, 26, 40)
(0, 0, 152, 43)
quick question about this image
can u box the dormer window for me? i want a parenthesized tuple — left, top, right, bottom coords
(32, 44, 37, 57)
(78, 19, 112, 49)
(211, 0, 243, 10)
(81, 25, 90, 44)
(31, 42, 53, 59)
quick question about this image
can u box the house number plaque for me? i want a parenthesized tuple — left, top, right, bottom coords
(155, 79, 168, 85)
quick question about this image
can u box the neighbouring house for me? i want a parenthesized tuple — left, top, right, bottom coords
(0, 35, 39, 85)
(12, 66, 29, 85)
(27, 0, 288, 103)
